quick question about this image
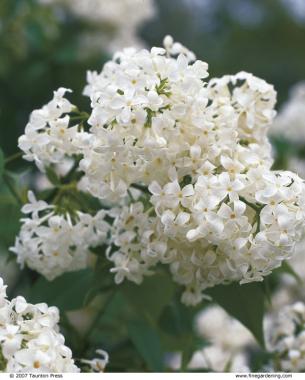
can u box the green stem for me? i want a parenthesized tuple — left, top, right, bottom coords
(255, 213, 261, 235)
(4, 151, 23, 165)
(61, 312, 85, 355)
(52, 182, 78, 204)
(131, 183, 150, 194)
(70, 112, 90, 122)
(146, 207, 155, 216)
(239, 197, 265, 236)
(127, 189, 135, 202)
(63, 156, 82, 184)
(239, 196, 262, 212)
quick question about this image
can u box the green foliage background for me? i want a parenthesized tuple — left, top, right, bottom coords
(0, 0, 305, 372)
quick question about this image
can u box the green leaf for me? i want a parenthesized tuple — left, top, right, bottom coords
(2, 171, 26, 205)
(0, 148, 4, 180)
(248, 347, 273, 372)
(180, 335, 197, 372)
(28, 269, 94, 311)
(159, 300, 195, 338)
(121, 272, 175, 320)
(128, 318, 164, 372)
(207, 282, 265, 347)
(159, 296, 202, 369)
(0, 196, 21, 245)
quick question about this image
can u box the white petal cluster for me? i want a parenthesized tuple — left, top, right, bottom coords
(152, 169, 305, 303)
(270, 81, 305, 143)
(16, 37, 305, 305)
(196, 305, 255, 350)
(271, 237, 305, 310)
(81, 40, 277, 204)
(10, 192, 109, 280)
(186, 305, 254, 372)
(267, 302, 305, 372)
(106, 169, 305, 305)
(0, 277, 79, 373)
(168, 306, 253, 372)
(208, 71, 277, 145)
(80, 37, 209, 201)
(80, 37, 305, 304)
(107, 202, 167, 285)
(18, 88, 81, 171)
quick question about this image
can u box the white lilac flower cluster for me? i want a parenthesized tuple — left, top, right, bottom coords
(84, 37, 305, 304)
(270, 236, 305, 312)
(266, 302, 305, 372)
(40, 0, 156, 53)
(10, 192, 109, 280)
(270, 81, 305, 143)
(191, 305, 254, 372)
(106, 202, 168, 285)
(17, 37, 305, 305)
(0, 277, 79, 372)
(81, 39, 274, 198)
(168, 305, 254, 372)
(18, 88, 79, 171)
(80, 36, 208, 201)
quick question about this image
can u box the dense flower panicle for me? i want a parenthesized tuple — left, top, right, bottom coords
(208, 71, 277, 145)
(106, 169, 305, 305)
(156, 169, 305, 303)
(271, 236, 305, 312)
(0, 277, 79, 372)
(191, 305, 254, 371)
(168, 305, 253, 372)
(196, 306, 254, 350)
(87, 37, 302, 304)
(270, 81, 305, 143)
(80, 39, 277, 203)
(10, 192, 109, 280)
(106, 202, 167, 285)
(80, 38, 209, 201)
(16, 36, 305, 305)
(18, 88, 82, 171)
(266, 302, 305, 372)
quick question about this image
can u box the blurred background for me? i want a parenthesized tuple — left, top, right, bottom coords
(0, 1, 305, 371)
(1, 0, 305, 156)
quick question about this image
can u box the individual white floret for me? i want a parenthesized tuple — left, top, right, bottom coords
(81, 349, 109, 372)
